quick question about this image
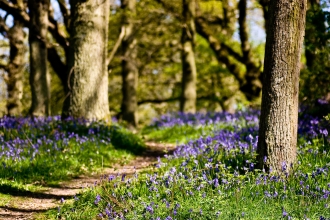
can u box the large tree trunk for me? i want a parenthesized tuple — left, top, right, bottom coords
(257, 0, 307, 173)
(62, 0, 110, 121)
(180, 0, 197, 113)
(6, 19, 25, 116)
(120, 0, 138, 128)
(28, 0, 51, 116)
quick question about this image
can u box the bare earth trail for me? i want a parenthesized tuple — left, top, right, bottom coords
(0, 142, 176, 220)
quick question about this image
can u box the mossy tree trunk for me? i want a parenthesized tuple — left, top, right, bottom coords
(28, 0, 51, 116)
(120, 0, 138, 128)
(180, 0, 197, 113)
(257, 0, 307, 173)
(6, 19, 26, 116)
(62, 0, 110, 121)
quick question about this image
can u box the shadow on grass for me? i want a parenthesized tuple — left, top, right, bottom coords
(0, 182, 72, 200)
(109, 126, 146, 155)
(0, 206, 49, 213)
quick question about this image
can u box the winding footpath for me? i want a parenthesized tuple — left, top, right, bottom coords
(0, 142, 176, 220)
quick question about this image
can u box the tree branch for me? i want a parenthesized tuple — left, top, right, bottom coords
(0, 15, 9, 36)
(0, 0, 29, 25)
(47, 45, 67, 87)
(57, 0, 70, 29)
(194, 15, 244, 85)
(48, 4, 69, 50)
(107, 26, 125, 67)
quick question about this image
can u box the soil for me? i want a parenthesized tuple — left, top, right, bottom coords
(0, 142, 176, 220)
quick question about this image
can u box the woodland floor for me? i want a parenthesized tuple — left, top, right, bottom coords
(0, 142, 176, 220)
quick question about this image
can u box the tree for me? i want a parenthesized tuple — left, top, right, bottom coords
(300, 0, 330, 106)
(28, 0, 51, 116)
(257, 0, 307, 173)
(120, 0, 139, 128)
(157, 0, 264, 102)
(62, 0, 111, 121)
(6, 18, 26, 116)
(0, 1, 27, 116)
(180, 0, 197, 113)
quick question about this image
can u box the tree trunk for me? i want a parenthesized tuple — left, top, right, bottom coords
(120, 0, 138, 128)
(62, 0, 110, 121)
(180, 0, 197, 113)
(28, 0, 51, 116)
(6, 19, 25, 116)
(258, 0, 270, 31)
(238, 0, 262, 101)
(257, 0, 307, 173)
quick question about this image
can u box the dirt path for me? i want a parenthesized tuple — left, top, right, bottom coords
(0, 142, 176, 220)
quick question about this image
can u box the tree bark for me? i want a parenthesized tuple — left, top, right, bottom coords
(257, 0, 307, 173)
(62, 0, 110, 121)
(180, 0, 197, 113)
(6, 19, 25, 116)
(120, 0, 138, 128)
(28, 0, 51, 116)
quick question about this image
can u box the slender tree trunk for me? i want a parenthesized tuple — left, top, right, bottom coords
(180, 0, 197, 113)
(257, 0, 307, 173)
(6, 19, 25, 116)
(120, 0, 138, 128)
(238, 0, 262, 101)
(28, 0, 51, 116)
(62, 0, 110, 121)
(258, 0, 270, 31)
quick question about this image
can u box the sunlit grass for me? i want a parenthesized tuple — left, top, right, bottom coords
(141, 123, 235, 144)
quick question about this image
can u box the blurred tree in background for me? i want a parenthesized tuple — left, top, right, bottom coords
(0, 0, 328, 125)
(301, 0, 330, 107)
(28, 0, 51, 116)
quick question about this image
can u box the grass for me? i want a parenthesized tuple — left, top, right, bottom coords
(141, 123, 235, 144)
(43, 110, 330, 219)
(0, 116, 146, 194)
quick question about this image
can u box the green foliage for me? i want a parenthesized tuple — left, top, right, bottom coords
(141, 123, 234, 144)
(301, 3, 330, 103)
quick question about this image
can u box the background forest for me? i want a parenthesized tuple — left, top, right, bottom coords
(0, 0, 329, 127)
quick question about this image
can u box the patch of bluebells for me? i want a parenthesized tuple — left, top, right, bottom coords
(152, 108, 328, 138)
(55, 108, 330, 219)
(0, 116, 114, 177)
(149, 109, 260, 128)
